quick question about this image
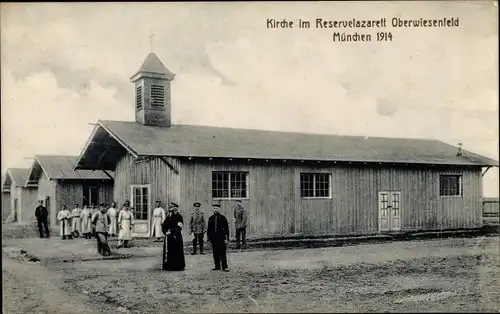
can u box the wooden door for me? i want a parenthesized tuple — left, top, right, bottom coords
(378, 191, 401, 232)
(130, 185, 151, 238)
(45, 196, 51, 226)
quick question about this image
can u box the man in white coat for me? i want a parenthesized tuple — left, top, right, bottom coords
(150, 201, 166, 242)
(107, 202, 118, 237)
(71, 204, 82, 238)
(57, 205, 72, 240)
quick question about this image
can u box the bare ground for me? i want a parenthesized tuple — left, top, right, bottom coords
(3, 235, 497, 313)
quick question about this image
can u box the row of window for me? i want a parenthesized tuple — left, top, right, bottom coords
(129, 173, 463, 221)
(211, 172, 463, 198)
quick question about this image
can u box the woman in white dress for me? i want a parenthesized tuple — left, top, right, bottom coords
(150, 201, 166, 242)
(80, 205, 93, 239)
(71, 204, 82, 238)
(57, 205, 72, 240)
(107, 202, 118, 237)
(117, 202, 134, 248)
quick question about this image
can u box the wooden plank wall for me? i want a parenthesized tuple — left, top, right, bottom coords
(19, 187, 38, 222)
(114, 154, 180, 207)
(10, 184, 21, 221)
(36, 171, 57, 226)
(2, 192, 10, 221)
(55, 181, 114, 224)
(483, 198, 499, 217)
(181, 160, 483, 239)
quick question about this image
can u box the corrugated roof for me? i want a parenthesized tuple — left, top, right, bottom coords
(89, 120, 498, 167)
(35, 155, 113, 180)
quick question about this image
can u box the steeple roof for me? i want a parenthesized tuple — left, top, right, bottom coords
(134, 53, 175, 78)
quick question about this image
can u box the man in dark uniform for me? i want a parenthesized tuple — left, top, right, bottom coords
(35, 200, 50, 238)
(189, 202, 206, 255)
(207, 203, 229, 272)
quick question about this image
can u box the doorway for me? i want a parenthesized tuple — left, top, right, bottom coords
(378, 191, 401, 232)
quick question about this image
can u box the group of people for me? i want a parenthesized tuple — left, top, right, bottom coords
(34, 197, 249, 272)
(34, 200, 136, 256)
(160, 200, 247, 272)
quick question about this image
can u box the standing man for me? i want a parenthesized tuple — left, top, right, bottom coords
(71, 204, 82, 238)
(35, 200, 50, 238)
(189, 202, 206, 255)
(91, 203, 111, 256)
(207, 203, 230, 272)
(233, 200, 248, 250)
(161, 202, 186, 271)
(57, 205, 72, 240)
(150, 201, 166, 242)
(107, 202, 118, 237)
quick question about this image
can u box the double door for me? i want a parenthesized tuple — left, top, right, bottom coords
(378, 191, 401, 232)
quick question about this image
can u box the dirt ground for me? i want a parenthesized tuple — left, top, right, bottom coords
(2, 235, 499, 313)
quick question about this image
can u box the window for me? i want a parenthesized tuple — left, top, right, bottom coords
(440, 175, 462, 196)
(212, 172, 249, 199)
(131, 185, 149, 220)
(136, 86, 143, 109)
(300, 173, 331, 198)
(150, 84, 164, 108)
(83, 186, 99, 207)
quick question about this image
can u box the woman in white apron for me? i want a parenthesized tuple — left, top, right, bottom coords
(117, 202, 134, 248)
(80, 205, 93, 239)
(57, 205, 72, 240)
(107, 202, 118, 237)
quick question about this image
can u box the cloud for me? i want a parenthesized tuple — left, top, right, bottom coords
(0, 67, 134, 170)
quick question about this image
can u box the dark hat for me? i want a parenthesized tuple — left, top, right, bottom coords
(168, 202, 179, 209)
(156, 200, 161, 204)
(235, 199, 242, 203)
(193, 202, 201, 207)
(212, 204, 221, 208)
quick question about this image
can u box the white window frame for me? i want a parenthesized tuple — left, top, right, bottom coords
(439, 174, 463, 197)
(300, 172, 332, 199)
(130, 184, 151, 221)
(212, 171, 250, 200)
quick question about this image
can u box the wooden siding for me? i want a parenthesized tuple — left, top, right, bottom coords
(483, 198, 499, 217)
(113, 154, 180, 236)
(180, 160, 484, 239)
(2, 192, 10, 221)
(10, 185, 38, 223)
(55, 181, 114, 223)
(36, 171, 57, 226)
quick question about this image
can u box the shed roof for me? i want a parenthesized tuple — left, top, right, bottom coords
(26, 155, 113, 185)
(74, 120, 498, 170)
(2, 168, 31, 191)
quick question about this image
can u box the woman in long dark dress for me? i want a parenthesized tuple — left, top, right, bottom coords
(162, 203, 186, 271)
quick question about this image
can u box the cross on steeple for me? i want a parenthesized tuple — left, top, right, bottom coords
(148, 30, 154, 52)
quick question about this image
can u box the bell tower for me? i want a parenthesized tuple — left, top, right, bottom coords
(130, 52, 175, 127)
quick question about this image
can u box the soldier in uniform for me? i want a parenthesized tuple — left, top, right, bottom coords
(207, 203, 230, 272)
(233, 200, 248, 250)
(189, 202, 206, 255)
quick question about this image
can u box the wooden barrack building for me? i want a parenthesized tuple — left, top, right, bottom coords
(74, 52, 499, 239)
(25, 155, 114, 227)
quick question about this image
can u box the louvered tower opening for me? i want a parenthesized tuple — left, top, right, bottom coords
(136, 86, 143, 109)
(150, 85, 165, 108)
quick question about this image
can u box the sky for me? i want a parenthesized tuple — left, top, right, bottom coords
(1, 1, 498, 196)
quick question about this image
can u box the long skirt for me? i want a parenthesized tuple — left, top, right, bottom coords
(162, 232, 185, 271)
(96, 232, 111, 256)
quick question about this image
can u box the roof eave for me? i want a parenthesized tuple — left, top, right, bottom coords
(73, 120, 139, 171)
